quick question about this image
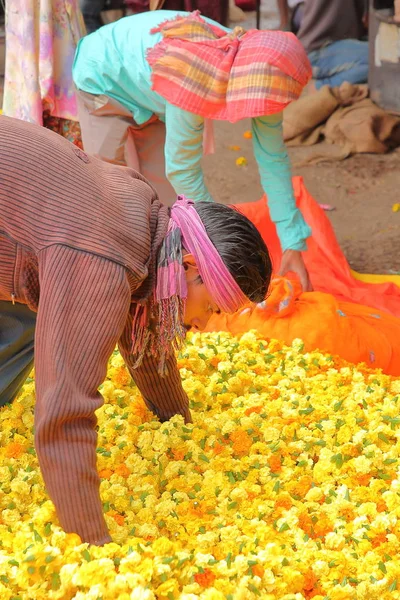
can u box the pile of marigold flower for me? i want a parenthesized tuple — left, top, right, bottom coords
(2, 331, 400, 600)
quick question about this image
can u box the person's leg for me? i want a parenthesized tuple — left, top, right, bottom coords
(291, 3, 304, 34)
(0, 302, 36, 407)
(276, 0, 290, 30)
(76, 89, 140, 169)
(79, 0, 105, 34)
(308, 39, 369, 89)
(76, 89, 176, 203)
(130, 120, 177, 206)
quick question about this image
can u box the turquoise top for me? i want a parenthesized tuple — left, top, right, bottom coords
(73, 10, 311, 251)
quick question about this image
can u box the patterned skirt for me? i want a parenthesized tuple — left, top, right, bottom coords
(43, 112, 83, 148)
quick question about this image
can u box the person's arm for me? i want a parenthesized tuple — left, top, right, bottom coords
(164, 103, 214, 203)
(252, 113, 312, 290)
(34, 245, 132, 545)
(252, 112, 311, 251)
(118, 311, 192, 423)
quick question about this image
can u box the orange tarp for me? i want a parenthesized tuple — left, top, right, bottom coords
(205, 277, 400, 375)
(205, 177, 400, 375)
(236, 176, 400, 317)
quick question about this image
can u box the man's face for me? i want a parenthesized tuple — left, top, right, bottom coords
(183, 254, 220, 331)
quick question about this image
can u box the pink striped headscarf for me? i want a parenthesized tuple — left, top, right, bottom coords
(157, 195, 248, 312)
(147, 11, 311, 122)
(131, 196, 248, 372)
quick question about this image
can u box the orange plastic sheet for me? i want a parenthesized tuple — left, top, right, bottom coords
(235, 176, 400, 317)
(205, 277, 400, 375)
(205, 177, 400, 375)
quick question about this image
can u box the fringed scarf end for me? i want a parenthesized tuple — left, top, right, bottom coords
(131, 296, 186, 376)
(149, 10, 202, 35)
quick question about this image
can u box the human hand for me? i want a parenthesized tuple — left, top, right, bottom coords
(278, 249, 313, 292)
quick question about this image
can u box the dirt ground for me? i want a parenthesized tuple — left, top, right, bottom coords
(203, 119, 400, 275)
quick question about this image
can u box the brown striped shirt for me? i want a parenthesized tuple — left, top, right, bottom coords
(0, 115, 190, 544)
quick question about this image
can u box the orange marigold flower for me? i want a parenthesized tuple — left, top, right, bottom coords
(113, 366, 130, 387)
(376, 500, 387, 513)
(99, 469, 113, 479)
(298, 512, 313, 536)
(251, 564, 265, 578)
(194, 568, 216, 587)
(244, 405, 263, 416)
(339, 506, 355, 521)
(274, 495, 292, 510)
(290, 475, 313, 497)
(189, 501, 205, 517)
(107, 510, 125, 526)
(212, 441, 225, 455)
(273, 496, 292, 518)
(312, 516, 333, 539)
(5, 442, 25, 459)
(172, 449, 185, 461)
(268, 340, 283, 352)
(131, 399, 151, 421)
(372, 531, 387, 548)
(243, 130, 252, 139)
(268, 453, 283, 473)
(303, 569, 318, 592)
(115, 464, 130, 478)
(209, 356, 222, 368)
(230, 429, 253, 456)
(341, 443, 361, 458)
(356, 473, 372, 486)
(114, 514, 125, 526)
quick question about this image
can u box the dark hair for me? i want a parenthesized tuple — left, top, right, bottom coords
(194, 202, 272, 303)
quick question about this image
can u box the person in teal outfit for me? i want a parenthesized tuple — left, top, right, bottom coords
(73, 10, 313, 290)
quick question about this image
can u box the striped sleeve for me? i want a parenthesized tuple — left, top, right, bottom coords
(118, 313, 192, 424)
(34, 245, 131, 545)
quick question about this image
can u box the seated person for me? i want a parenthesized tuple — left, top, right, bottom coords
(277, 0, 369, 90)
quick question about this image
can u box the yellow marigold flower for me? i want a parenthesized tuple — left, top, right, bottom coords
(4, 332, 400, 598)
